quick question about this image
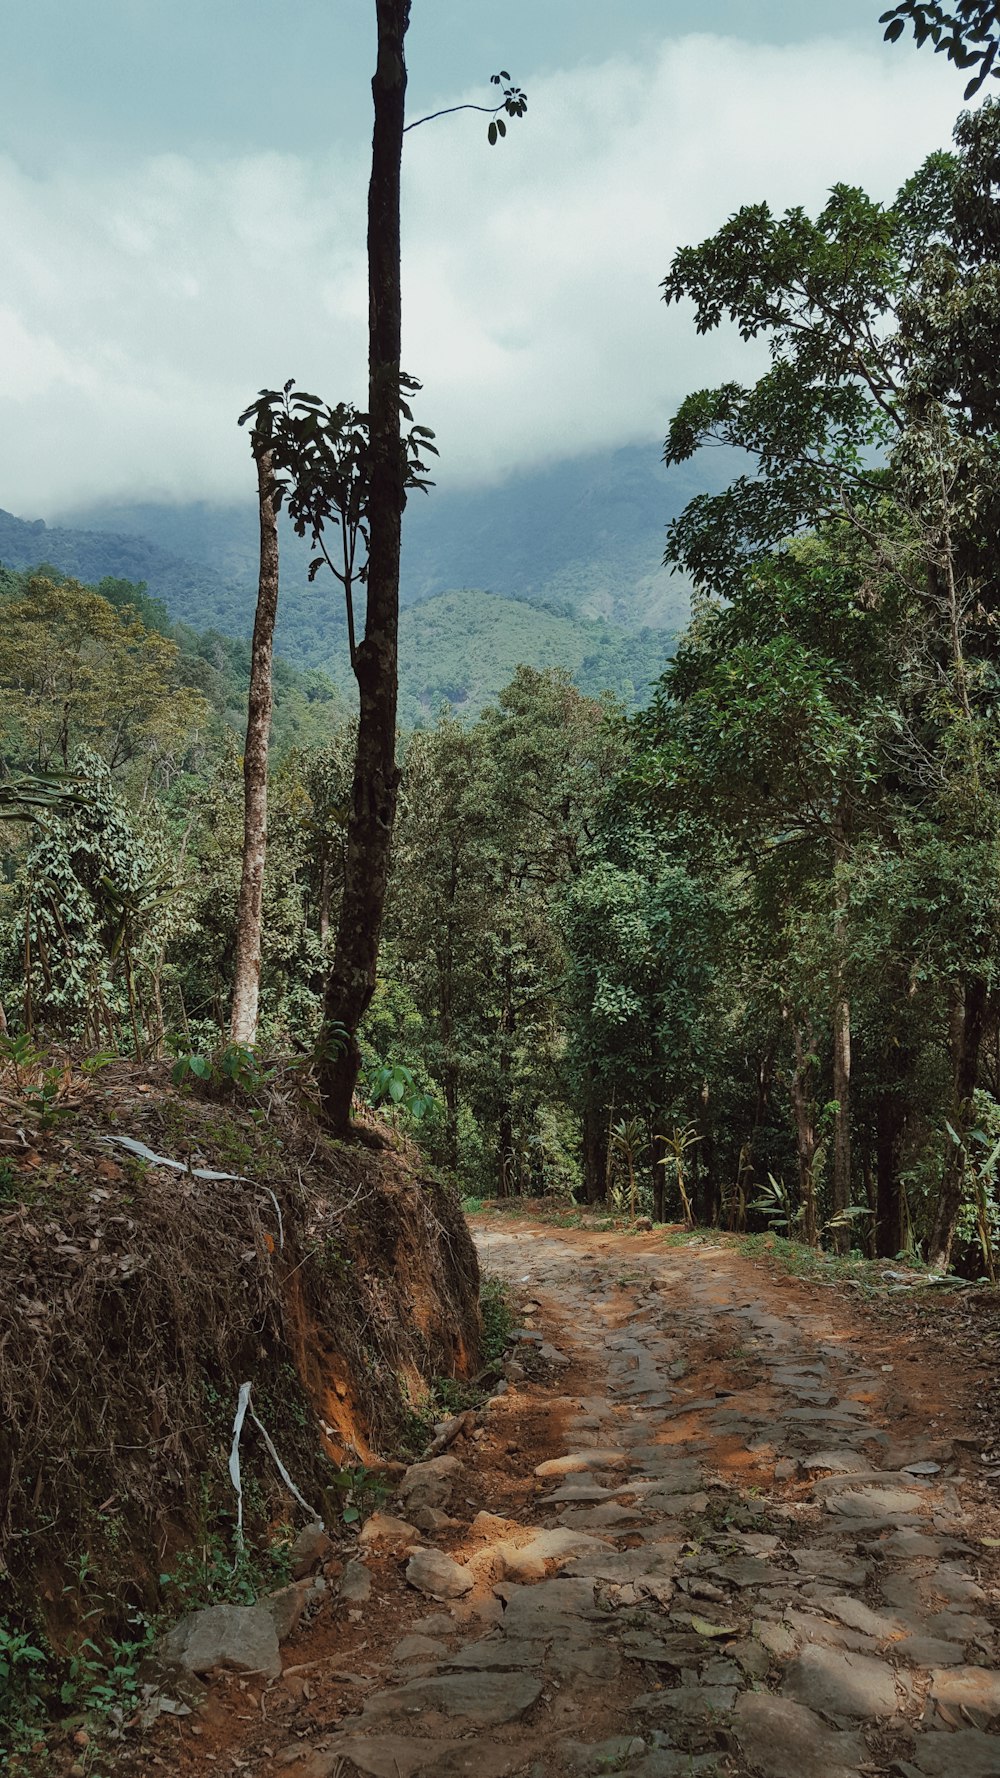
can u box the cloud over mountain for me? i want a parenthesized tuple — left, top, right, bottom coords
(2, 32, 965, 515)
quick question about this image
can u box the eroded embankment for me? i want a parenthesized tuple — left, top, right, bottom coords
(0, 1060, 479, 1638)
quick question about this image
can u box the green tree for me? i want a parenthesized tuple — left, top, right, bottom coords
(0, 575, 208, 780)
(882, 2, 1000, 95)
(653, 104, 1000, 1267)
(1, 752, 185, 1052)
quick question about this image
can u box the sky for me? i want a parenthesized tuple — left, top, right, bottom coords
(0, 1, 980, 518)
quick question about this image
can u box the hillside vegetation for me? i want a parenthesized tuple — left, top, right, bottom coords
(4, 58, 1000, 1777)
(58, 440, 724, 630)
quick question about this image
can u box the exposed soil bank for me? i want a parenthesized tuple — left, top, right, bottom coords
(0, 1060, 479, 1634)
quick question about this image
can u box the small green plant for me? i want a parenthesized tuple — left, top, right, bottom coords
(0, 1036, 73, 1130)
(159, 1525, 293, 1615)
(328, 1466, 390, 1527)
(20, 1068, 74, 1130)
(171, 1050, 212, 1086)
(366, 1061, 438, 1124)
(750, 1172, 801, 1236)
(79, 1051, 120, 1077)
(171, 1042, 277, 1096)
(0, 1617, 46, 1695)
(479, 1273, 515, 1365)
(609, 1116, 647, 1219)
(656, 1123, 702, 1227)
(0, 1031, 45, 1084)
(59, 1626, 153, 1725)
(0, 1617, 48, 1765)
(0, 1162, 18, 1204)
(216, 1043, 274, 1091)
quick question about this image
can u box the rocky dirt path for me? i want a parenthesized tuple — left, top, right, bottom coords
(150, 1218, 1000, 1778)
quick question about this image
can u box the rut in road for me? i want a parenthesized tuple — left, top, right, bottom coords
(277, 1218, 1000, 1778)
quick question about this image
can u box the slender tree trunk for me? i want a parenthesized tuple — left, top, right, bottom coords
(745, 1044, 774, 1195)
(318, 854, 331, 945)
(927, 977, 989, 1271)
(789, 1022, 819, 1246)
(697, 1081, 719, 1225)
(875, 1087, 905, 1258)
(581, 1082, 608, 1204)
(651, 1126, 667, 1223)
(0, 991, 7, 1035)
(230, 443, 279, 1048)
(318, 0, 410, 1132)
(830, 806, 853, 1251)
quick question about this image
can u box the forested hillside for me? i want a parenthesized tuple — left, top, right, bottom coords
(58, 440, 722, 629)
(5, 101, 1000, 1277)
(1, 459, 676, 721)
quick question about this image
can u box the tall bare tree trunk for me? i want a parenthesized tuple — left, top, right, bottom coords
(789, 1021, 819, 1246)
(928, 977, 989, 1272)
(697, 1080, 719, 1225)
(875, 1087, 906, 1258)
(230, 443, 279, 1047)
(318, 0, 409, 1132)
(831, 805, 853, 1251)
(581, 1081, 609, 1204)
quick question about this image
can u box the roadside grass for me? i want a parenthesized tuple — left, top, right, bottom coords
(479, 1272, 516, 1365)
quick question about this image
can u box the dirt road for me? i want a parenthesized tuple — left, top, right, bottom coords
(152, 1217, 1000, 1778)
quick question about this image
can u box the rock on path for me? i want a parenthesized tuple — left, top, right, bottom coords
(277, 1221, 1000, 1778)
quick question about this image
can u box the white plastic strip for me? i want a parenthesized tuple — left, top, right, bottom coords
(229, 1382, 324, 1533)
(248, 1399, 323, 1526)
(98, 1135, 284, 1248)
(229, 1381, 253, 1552)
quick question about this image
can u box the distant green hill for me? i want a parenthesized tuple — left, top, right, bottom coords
(3, 441, 739, 722)
(0, 505, 241, 628)
(57, 441, 739, 634)
(393, 589, 666, 725)
(170, 581, 667, 726)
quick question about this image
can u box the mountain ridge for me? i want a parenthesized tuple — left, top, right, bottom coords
(1, 442, 734, 722)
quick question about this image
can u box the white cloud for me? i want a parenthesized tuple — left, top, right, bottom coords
(0, 33, 970, 516)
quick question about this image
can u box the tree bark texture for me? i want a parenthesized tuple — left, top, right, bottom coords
(830, 807, 853, 1251)
(875, 1088, 906, 1258)
(581, 1084, 609, 1204)
(230, 443, 279, 1048)
(697, 1083, 719, 1226)
(927, 977, 989, 1271)
(319, 0, 410, 1132)
(651, 1127, 667, 1224)
(789, 1023, 819, 1246)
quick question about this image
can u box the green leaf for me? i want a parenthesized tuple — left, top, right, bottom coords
(488, 119, 498, 146)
